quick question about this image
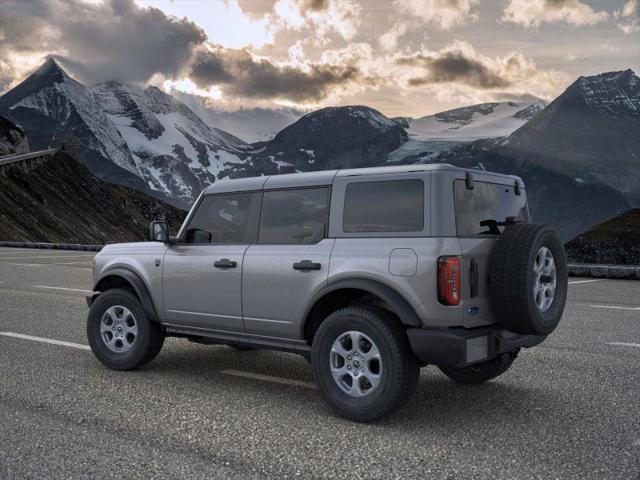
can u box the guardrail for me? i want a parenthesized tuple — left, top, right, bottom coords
(0, 149, 57, 172)
(0, 241, 102, 252)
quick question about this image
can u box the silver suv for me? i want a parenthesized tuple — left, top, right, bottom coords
(87, 164, 567, 422)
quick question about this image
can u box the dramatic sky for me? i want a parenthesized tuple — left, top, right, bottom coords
(1, 0, 638, 116)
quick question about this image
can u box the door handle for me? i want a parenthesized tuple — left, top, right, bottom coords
(469, 259, 479, 298)
(214, 258, 237, 269)
(293, 260, 321, 271)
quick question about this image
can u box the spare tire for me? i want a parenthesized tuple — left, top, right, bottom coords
(489, 223, 568, 335)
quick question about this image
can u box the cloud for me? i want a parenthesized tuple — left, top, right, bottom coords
(189, 46, 362, 102)
(379, 22, 409, 51)
(272, 0, 361, 40)
(502, 0, 609, 28)
(614, 0, 639, 34)
(395, 0, 479, 30)
(394, 41, 568, 102)
(0, 0, 205, 85)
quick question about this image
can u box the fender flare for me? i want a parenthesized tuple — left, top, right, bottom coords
(303, 278, 422, 334)
(92, 268, 158, 322)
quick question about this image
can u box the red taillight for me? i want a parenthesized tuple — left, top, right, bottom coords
(438, 256, 461, 306)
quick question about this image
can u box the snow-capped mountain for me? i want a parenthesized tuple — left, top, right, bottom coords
(424, 69, 640, 240)
(221, 106, 408, 178)
(0, 59, 251, 208)
(405, 101, 546, 142)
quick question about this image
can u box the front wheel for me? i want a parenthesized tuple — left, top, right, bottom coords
(87, 288, 165, 371)
(438, 352, 517, 385)
(311, 306, 419, 422)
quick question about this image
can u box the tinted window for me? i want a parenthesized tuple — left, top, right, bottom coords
(343, 180, 424, 233)
(184, 193, 259, 244)
(454, 180, 529, 236)
(259, 188, 329, 244)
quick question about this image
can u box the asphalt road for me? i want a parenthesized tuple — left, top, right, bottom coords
(0, 247, 638, 479)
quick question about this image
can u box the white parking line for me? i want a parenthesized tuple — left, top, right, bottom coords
(587, 304, 640, 311)
(0, 254, 94, 261)
(221, 369, 316, 390)
(34, 285, 94, 294)
(7, 263, 91, 271)
(569, 279, 602, 285)
(0, 332, 91, 350)
(606, 342, 640, 348)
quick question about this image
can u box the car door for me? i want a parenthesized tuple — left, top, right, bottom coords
(162, 191, 261, 333)
(242, 186, 334, 341)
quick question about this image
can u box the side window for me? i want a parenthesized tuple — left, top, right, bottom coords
(259, 188, 329, 244)
(343, 179, 424, 233)
(184, 192, 260, 244)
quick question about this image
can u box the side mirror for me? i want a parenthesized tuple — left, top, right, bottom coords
(149, 220, 170, 243)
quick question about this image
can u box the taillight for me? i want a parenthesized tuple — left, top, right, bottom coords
(438, 256, 461, 306)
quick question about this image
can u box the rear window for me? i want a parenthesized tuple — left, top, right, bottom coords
(454, 179, 529, 236)
(259, 188, 329, 244)
(343, 180, 424, 233)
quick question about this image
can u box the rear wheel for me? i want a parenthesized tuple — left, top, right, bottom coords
(311, 306, 419, 422)
(438, 352, 517, 385)
(87, 289, 164, 371)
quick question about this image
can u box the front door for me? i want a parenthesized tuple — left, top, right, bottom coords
(162, 191, 261, 333)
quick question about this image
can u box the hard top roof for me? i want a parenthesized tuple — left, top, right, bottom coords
(202, 163, 521, 195)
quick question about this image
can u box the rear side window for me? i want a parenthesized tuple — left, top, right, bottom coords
(184, 192, 260, 244)
(454, 180, 529, 236)
(259, 188, 329, 244)
(343, 180, 424, 233)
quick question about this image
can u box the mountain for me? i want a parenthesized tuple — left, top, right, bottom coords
(404, 101, 546, 142)
(221, 106, 409, 178)
(565, 209, 640, 265)
(0, 149, 184, 243)
(0, 59, 250, 208)
(171, 90, 302, 143)
(421, 70, 640, 240)
(502, 69, 640, 203)
(91, 81, 249, 203)
(0, 116, 29, 156)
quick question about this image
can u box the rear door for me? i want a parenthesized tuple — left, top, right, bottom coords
(162, 192, 261, 333)
(242, 187, 333, 341)
(454, 178, 529, 328)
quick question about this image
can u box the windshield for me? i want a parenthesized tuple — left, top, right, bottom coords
(454, 179, 529, 236)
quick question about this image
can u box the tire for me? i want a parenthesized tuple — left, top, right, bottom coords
(87, 288, 165, 371)
(311, 306, 419, 423)
(439, 351, 517, 385)
(489, 223, 568, 335)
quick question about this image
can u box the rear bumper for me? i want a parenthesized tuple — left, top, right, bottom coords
(406, 325, 546, 368)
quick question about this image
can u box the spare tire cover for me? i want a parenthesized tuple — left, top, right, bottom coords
(489, 223, 568, 335)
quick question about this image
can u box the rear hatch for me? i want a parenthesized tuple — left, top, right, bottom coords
(454, 177, 529, 328)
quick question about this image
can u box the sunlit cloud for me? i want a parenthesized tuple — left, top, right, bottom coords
(502, 0, 609, 28)
(614, 0, 639, 34)
(396, 0, 479, 30)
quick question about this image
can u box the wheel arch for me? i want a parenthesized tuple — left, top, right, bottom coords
(302, 278, 421, 343)
(92, 268, 158, 322)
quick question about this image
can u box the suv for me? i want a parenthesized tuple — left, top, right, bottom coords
(87, 164, 567, 422)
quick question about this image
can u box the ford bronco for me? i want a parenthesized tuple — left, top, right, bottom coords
(86, 164, 567, 422)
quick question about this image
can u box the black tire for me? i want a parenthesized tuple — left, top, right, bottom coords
(311, 306, 419, 423)
(439, 351, 517, 385)
(87, 289, 164, 371)
(490, 223, 568, 335)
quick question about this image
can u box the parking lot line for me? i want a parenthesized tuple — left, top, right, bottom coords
(568, 279, 602, 285)
(0, 254, 94, 261)
(0, 331, 91, 350)
(7, 263, 92, 271)
(33, 285, 94, 294)
(221, 369, 316, 389)
(606, 342, 640, 348)
(587, 304, 640, 311)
